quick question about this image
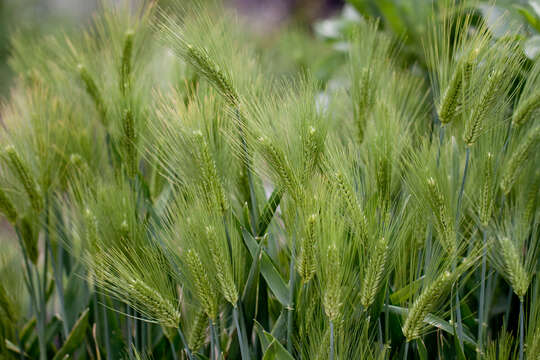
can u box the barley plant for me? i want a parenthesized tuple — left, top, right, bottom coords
(0, 0, 539, 359)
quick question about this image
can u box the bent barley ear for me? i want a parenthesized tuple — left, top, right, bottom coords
(402, 271, 454, 341)
(500, 126, 540, 194)
(18, 216, 38, 265)
(463, 70, 501, 147)
(185, 249, 219, 320)
(512, 91, 540, 127)
(77, 64, 108, 126)
(4, 146, 42, 213)
(188, 310, 208, 351)
(500, 237, 530, 299)
(360, 236, 389, 309)
(0, 187, 18, 223)
(438, 66, 463, 125)
(298, 213, 317, 283)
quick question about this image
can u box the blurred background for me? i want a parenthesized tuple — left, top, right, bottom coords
(1, 0, 539, 99)
(0, 0, 345, 98)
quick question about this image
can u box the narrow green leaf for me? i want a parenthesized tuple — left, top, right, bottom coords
(241, 229, 290, 306)
(257, 188, 283, 237)
(416, 339, 428, 360)
(385, 305, 477, 346)
(515, 5, 540, 32)
(254, 320, 271, 353)
(261, 339, 294, 360)
(52, 308, 89, 360)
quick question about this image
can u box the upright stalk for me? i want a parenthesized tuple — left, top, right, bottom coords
(177, 326, 194, 360)
(519, 298, 524, 360)
(210, 320, 221, 360)
(477, 229, 487, 359)
(403, 341, 409, 360)
(287, 233, 297, 353)
(329, 320, 335, 360)
(454, 147, 470, 349)
(233, 305, 249, 360)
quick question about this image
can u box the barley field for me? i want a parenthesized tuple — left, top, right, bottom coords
(0, 1, 539, 359)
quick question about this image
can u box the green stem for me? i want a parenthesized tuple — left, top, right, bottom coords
(177, 326, 194, 360)
(477, 229, 487, 359)
(453, 147, 470, 349)
(99, 295, 112, 360)
(329, 320, 335, 360)
(519, 298, 524, 360)
(287, 233, 297, 353)
(169, 337, 178, 360)
(403, 341, 409, 360)
(233, 305, 250, 360)
(210, 320, 221, 360)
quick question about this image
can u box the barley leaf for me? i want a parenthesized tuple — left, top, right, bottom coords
(385, 305, 477, 346)
(261, 339, 294, 360)
(52, 308, 89, 360)
(257, 187, 283, 237)
(242, 229, 290, 306)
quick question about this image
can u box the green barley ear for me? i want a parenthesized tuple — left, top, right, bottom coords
(334, 171, 368, 242)
(183, 44, 239, 107)
(438, 64, 463, 125)
(499, 237, 530, 299)
(402, 270, 454, 341)
(479, 152, 494, 227)
(302, 125, 323, 183)
(77, 64, 108, 126)
(257, 135, 300, 200)
(188, 310, 208, 351)
(84, 208, 99, 249)
(122, 108, 137, 177)
(194, 131, 228, 213)
(0, 187, 18, 223)
(0, 283, 15, 323)
(185, 249, 219, 320)
(360, 236, 389, 309)
(298, 213, 318, 283)
(354, 68, 373, 142)
(206, 226, 237, 305)
(500, 126, 540, 194)
(323, 244, 343, 323)
(18, 216, 38, 265)
(127, 278, 181, 328)
(529, 334, 540, 360)
(426, 177, 456, 255)
(512, 90, 540, 127)
(120, 30, 134, 95)
(463, 70, 501, 147)
(4, 146, 42, 213)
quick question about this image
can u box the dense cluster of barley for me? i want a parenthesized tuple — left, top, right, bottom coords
(0, 1, 538, 359)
